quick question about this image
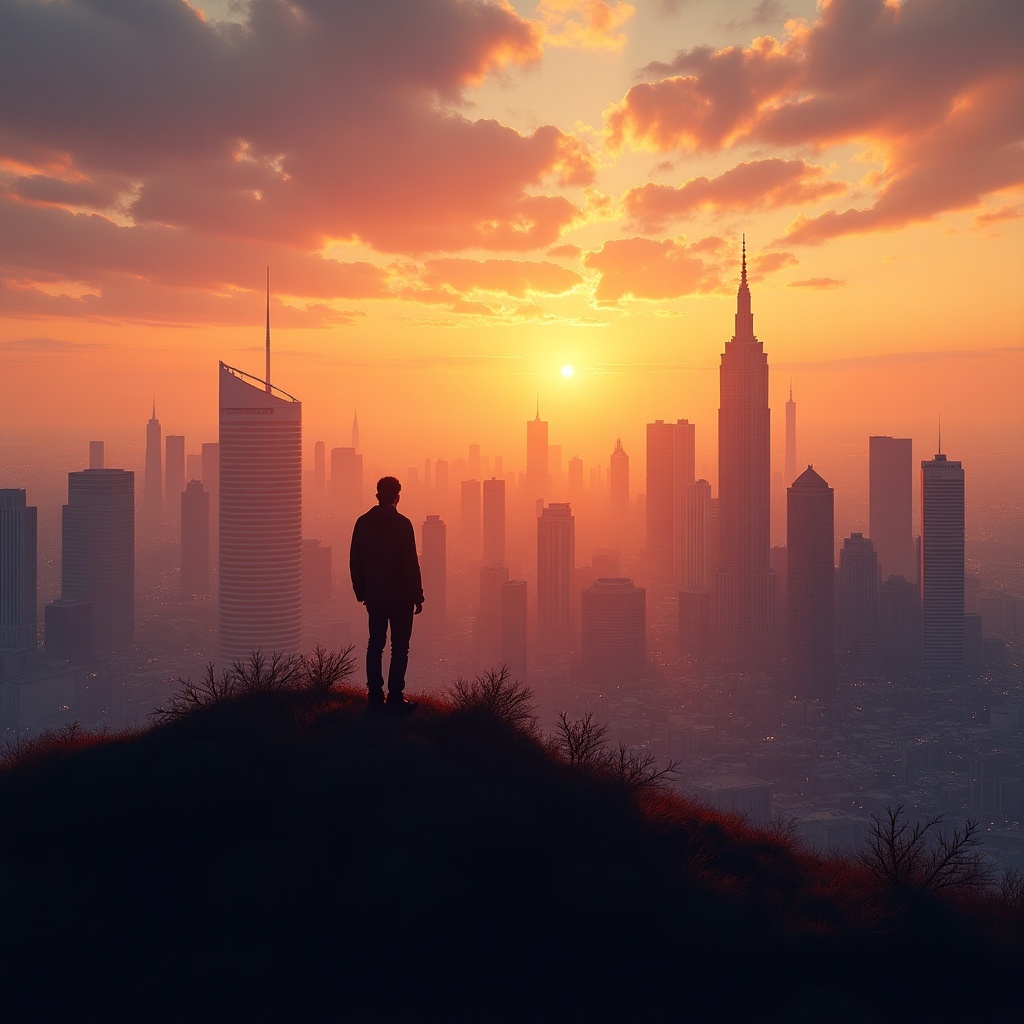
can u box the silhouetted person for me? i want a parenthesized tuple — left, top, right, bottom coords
(350, 476, 424, 713)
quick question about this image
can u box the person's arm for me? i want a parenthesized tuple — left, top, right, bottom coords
(404, 519, 424, 607)
(349, 518, 366, 603)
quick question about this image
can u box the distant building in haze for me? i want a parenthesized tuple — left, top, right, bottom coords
(501, 579, 528, 685)
(420, 514, 447, 637)
(180, 479, 210, 597)
(526, 403, 549, 506)
(218, 361, 302, 665)
(645, 418, 694, 587)
(609, 438, 629, 535)
(837, 532, 878, 675)
(581, 577, 646, 686)
(89, 441, 104, 470)
(165, 434, 185, 531)
(879, 574, 920, 675)
(0, 489, 37, 679)
(784, 383, 797, 485)
(712, 240, 775, 665)
(787, 466, 834, 699)
(460, 479, 482, 565)
(537, 502, 574, 654)
(920, 448, 965, 675)
(869, 436, 915, 582)
(301, 539, 332, 606)
(61, 468, 135, 653)
(482, 477, 505, 567)
(144, 402, 162, 528)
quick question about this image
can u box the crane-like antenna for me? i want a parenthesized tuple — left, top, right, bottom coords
(265, 267, 271, 394)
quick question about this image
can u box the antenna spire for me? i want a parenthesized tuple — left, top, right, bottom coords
(265, 266, 271, 394)
(741, 234, 747, 286)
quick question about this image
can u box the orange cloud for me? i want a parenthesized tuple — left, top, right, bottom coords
(538, 0, 635, 53)
(624, 158, 847, 230)
(787, 277, 846, 290)
(424, 258, 584, 297)
(605, 0, 1023, 239)
(583, 236, 723, 303)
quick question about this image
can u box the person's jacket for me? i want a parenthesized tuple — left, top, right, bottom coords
(349, 503, 425, 606)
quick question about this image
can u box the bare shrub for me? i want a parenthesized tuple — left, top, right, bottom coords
(859, 804, 991, 894)
(551, 711, 680, 793)
(446, 665, 538, 734)
(998, 866, 1024, 910)
(153, 645, 356, 721)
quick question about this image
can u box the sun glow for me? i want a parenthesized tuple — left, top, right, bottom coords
(561, 364, 574, 378)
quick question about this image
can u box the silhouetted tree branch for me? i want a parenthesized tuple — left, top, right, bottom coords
(152, 645, 356, 720)
(859, 804, 990, 894)
(446, 665, 538, 733)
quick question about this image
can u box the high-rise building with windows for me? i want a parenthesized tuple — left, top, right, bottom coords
(165, 434, 185, 531)
(0, 489, 37, 679)
(712, 241, 775, 664)
(526, 404, 549, 506)
(920, 449, 965, 675)
(482, 477, 506, 567)
(581, 577, 646, 686)
(609, 438, 629, 536)
(537, 502, 574, 654)
(837, 532, 879, 674)
(787, 466, 834, 699)
(501, 579, 528, 684)
(180, 480, 210, 597)
(870, 436, 914, 582)
(218, 361, 302, 665)
(420, 514, 447, 637)
(144, 402, 162, 528)
(645, 419, 694, 587)
(61, 468, 135, 652)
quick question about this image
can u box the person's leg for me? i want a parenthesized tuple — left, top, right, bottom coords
(386, 603, 415, 696)
(365, 604, 388, 702)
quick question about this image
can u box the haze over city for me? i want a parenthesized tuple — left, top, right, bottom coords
(2, 0, 1024, 895)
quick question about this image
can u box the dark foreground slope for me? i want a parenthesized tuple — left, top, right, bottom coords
(1, 687, 1020, 1023)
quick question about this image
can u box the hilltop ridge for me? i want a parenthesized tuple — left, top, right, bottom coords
(1, 676, 1020, 1023)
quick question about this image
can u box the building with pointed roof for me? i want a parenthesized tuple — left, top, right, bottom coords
(711, 239, 776, 665)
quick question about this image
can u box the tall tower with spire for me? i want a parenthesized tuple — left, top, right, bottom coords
(218, 282, 302, 665)
(144, 401, 163, 529)
(712, 237, 776, 665)
(785, 382, 797, 485)
(351, 410, 360, 452)
(525, 399, 549, 510)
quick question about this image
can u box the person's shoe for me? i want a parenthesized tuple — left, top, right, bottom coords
(367, 689, 386, 713)
(386, 694, 417, 716)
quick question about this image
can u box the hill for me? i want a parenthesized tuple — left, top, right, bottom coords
(1, 669, 1021, 1023)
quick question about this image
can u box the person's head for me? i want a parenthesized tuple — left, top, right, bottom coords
(376, 476, 401, 506)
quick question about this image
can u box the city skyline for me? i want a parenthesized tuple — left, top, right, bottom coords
(0, 1, 1020, 498)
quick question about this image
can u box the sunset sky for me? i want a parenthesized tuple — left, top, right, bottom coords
(2, 0, 1022, 511)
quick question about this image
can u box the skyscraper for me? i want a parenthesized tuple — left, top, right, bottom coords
(537, 502, 574, 654)
(920, 448, 965, 675)
(420, 514, 447, 637)
(331, 446, 363, 527)
(460, 479, 482, 564)
(165, 434, 185, 531)
(61, 468, 135, 652)
(609, 438, 629, 534)
(218, 361, 302, 665)
(869, 436, 915, 582)
(581, 577, 646, 687)
(180, 479, 210, 597)
(482, 477, 506, 567)
(526, 403, 549, 506)
(784, 383, 797, 485)
(501, 579, 528, 684)
(0, 489, 37, 678)
(787, 466, 834, 699)
(837, 532, 878, 674)
(645, 419, 694, 587)
(712, 240, 775, 664)
(144, 402, 162, 528)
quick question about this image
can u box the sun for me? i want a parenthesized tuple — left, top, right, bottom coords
(561, 364, 574, 378)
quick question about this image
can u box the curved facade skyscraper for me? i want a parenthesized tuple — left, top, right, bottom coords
(218, 362, 302, 665)
(712, 240, 775, 664)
